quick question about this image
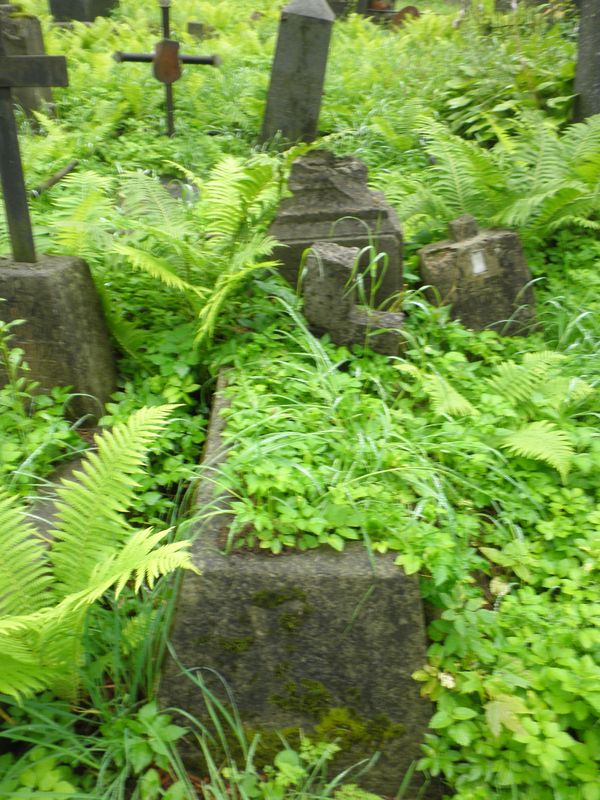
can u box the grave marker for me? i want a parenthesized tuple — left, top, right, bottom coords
(48, 0, 118, 23)
(114, 0, 221, 136)
(574, 0, 600, 120)
(260, 0, 334, 143)
(418, 215, 536, 334)
(0, 22, 67, 261)
(303, 241, 404, 354)
(269, 150, 403, 308)
(0, 6, 54, 118)
(0, 36, 116, 418)
(161, 376, 433, 797)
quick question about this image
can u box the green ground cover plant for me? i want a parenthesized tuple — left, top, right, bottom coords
(0, 0, 598, 798)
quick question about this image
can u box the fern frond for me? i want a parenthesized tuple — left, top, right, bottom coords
(395, 363, 476, 416)
(487, 352, 564, 404)
(422, 373, 477, 417)
(118, 171, 191, 236)
(50, 405, 176, 598)
(0, 490, 52, 616)
(198, 156, 250, 240)
(500, 421, 574, 481)
(113, 243, 205, 297)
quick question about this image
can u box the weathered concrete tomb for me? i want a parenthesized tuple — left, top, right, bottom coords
(161, 384, 432, 796)
(418, 215, 536, 334)
(269, 150, 403, 308)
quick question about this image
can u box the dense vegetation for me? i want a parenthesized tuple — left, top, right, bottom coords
(1, 1, 598, 799)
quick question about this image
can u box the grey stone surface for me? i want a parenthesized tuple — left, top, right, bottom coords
(304, 241, 403, 354)
(418, 215, 536, 334)
(161, 377, 433, 797)
(260, 0, 334, 143)
(0, 10, 53, 117)
(269, 150, 403, 307)
(574, 0, 600, 121)
(48, 0, 118, 22)
(0, 255, 117, 421)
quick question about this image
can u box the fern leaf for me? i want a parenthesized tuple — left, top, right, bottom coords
(113, 243, 204, 296)
(500, 421, 574, 481)
(422, 374, 477, 417)
(0, 490, 52, 616)
(50, 405, 176, 598)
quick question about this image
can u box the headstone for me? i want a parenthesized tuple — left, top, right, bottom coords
(260, 0, 334, 143)
(269, 150, 403, 308)
(327, 0, 350, 15)
(574, 0, 600, 121)
(0, 9, 54, 117)
(0, 35, 116, 419)
(0, 257, 117, 420)
(161, 378, 432, 797)
(114, 0, 221, 136)
(418, 215, 536, 334)
(48, 0, 118, 23)
(303, 242, 403, 354)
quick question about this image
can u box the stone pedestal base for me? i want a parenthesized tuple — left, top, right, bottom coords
(161, 381, 433, 796)
(0, 255, 117, 421)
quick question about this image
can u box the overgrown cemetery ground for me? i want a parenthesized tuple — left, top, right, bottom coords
(1, 1, 599, 799)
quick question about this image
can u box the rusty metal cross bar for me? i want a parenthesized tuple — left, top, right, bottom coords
(114, 0, 220, 136)
(0, 19, 67, 262)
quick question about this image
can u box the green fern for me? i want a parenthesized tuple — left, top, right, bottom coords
(396, 363, 477, 417)
(0, 406, 198, 701)
(500, 420, 574, 481)
(392, 113, 600, 240)
(114, 156, 283, 347)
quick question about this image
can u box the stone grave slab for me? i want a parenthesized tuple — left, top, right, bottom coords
(269, 150, 403, 308)
(303, 241, 403, 354)
(418, 215, 536, 334)
(161, 378, 432, 797)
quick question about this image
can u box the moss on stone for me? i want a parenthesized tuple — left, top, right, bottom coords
(215, 635, 255, 654)
(251, 587, 307, 609)
(315, 707, 406, 750)
(271, 678, 332, 716)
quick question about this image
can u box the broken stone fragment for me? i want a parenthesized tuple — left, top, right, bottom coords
(303, 241, 403, 355)
(418, 214, 536, 335)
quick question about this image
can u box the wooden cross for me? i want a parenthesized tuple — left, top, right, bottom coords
(0, 21, 67, 262)
(114, 0, 221, 137)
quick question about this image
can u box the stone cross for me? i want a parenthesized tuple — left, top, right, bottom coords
(260, 0, 334, 143)
(0, 20, 67, 262)
(114, 0, 221, 137)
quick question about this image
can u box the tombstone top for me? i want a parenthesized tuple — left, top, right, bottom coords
(449, 214, 479, 242)
(279, 149, 398, 225)
(284, 0, 335, 21)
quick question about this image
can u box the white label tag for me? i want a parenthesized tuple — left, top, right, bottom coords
(471, 251, 487, 275)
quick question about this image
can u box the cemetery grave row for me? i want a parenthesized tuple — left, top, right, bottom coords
(1, 2, 599, 800)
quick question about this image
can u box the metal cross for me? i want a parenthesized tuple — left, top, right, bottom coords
(114, 0, 220, 137)
(0, 20, 67, 262)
